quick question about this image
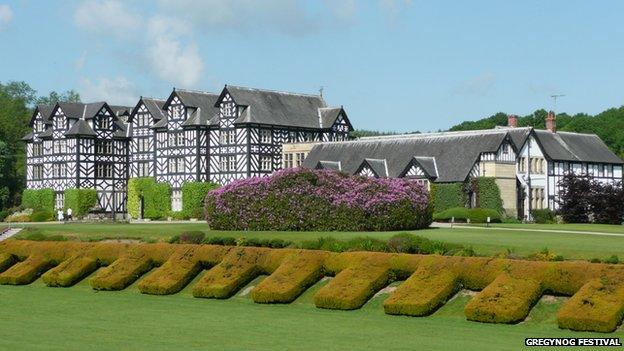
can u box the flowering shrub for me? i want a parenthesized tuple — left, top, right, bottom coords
(205, 168, 432, 231)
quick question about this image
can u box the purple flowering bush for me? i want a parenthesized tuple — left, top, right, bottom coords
(205, 168, 432, 231)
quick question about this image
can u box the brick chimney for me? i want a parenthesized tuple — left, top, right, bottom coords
(545, 111, 556, 133)
(507, 114, 518, 128)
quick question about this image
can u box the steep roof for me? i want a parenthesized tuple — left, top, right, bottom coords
(21, 132, 33, 141)
(129, 97, 166, 123)
(533, 130, 623, 164)
(29, 105, 54, 127)
(54, 102, 108, 120)
(65, 119, 96, 138)
(223, 85, 335, 129)
(412, 156, 438, 178)
(303, 130, 509, 182)
(360, 158, 388, 177)
(175, 90, 220, 116)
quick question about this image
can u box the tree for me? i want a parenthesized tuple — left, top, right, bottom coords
(589, 180, 624, 224)
(557, 173, 592, 223)
(36, 90, 81, 106)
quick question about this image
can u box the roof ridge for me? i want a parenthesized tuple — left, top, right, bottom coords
(141, 96, 166, 102)
(227, 84, 322, 99)
(175, 88, 219, 95)
(359, 128, 518, 141)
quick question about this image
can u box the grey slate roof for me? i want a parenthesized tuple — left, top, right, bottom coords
(303, 130, 509, 182)
(175, 90, 220, 116)
(38, 127, 54, 139)
(54, 102, 106, 120)
(151, 117, 168, 129)
(360, 158, 388, 177)
(534, 130, 623, 164)
(65, 119, 96, 137)
(30, 105, 54, 126)
(317, 161, 342, 171)
(225, 85, 341, 129)
(144, 98, 166, 120)
(21, 132, 33, 141)
(413, 156, 438, 178)
(318, 107, 346, 128)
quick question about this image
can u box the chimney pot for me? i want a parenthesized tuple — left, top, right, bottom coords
(507, 114, 518, 128)
(546, 111, 556, 133)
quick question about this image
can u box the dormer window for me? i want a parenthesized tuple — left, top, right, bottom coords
(100, 117, 110, 129)
(54, 117, 64, 129)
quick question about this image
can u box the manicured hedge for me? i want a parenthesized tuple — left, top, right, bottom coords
(464, 274, 542, 324)
(138, 248, 202, 295)
(192, 248, 262, 299)
(314, 255, 391, 310)
(127, 178, 171, 220)
(181, 182, 219, 219)
(0, 253, 15, 273)
(63, 188, 98, 218)
(252, 251, 328, 303)
(557, 279, 624, 333)
(431, 183, 466, 212)
(384, 266, 459, 316)
(90, 253, 152, 290)
(22, 188, 55, 212)
(205, 168, 432, 231)
(433, 207, 502, 223)
(472, 177, 504, 213)
(0, 255, 55, 285)
(531, 209, 555, 224)
(42, 255, 98, 287)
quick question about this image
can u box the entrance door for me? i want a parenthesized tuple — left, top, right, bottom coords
(139, 195, 145, 219)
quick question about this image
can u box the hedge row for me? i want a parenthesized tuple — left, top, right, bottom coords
(431, 183, 465, 212)
(42, 255, 98, 287)
(384, 264, 459, 316)
(63, 188, 98, 218)
(472, 177, 504, 213)
(464, 274, 542, 324)
(181, 182, 219, 219)
(22, 188, 55, 212)
(433, 207, 502, 223)
(557, 279, 624, 333)
(127, 177, 171, 220)
(138, 248, 202, 295)
(1, 241, 624, 332)
(252, 251, 328, 304)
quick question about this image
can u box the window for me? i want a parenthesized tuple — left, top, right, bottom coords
(295, 152, 306, 167)
(171, 190, 182, 212)
(501, 143, 509, 155)
(531, 187, 546, 210)
(177, 133, 185, 147)
(96, 163, 113, 178)
(283, 153, 294, 169)
(220, 130, 236, 145)
(137, 162, 149, 177)
(54, 117, 64, 130)
(32, 143, 43, 156)
(33, 165, 43, 180)
(168, 157, 185, 173)
(53, 140, 67, 154)
(52, 163, 66, 178)
(260, 156, 272, 171)
(260, 129, 271, 144)
(220, 156, 236, 172)
(100, 116, 110, 130)
(97, 141, 113, 154)
(606, 164, 613, 177)
(289, 131, 297, 142)
(169, 132, 185, 147)
(55, 193, 64, 210)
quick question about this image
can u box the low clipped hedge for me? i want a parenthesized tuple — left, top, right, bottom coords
(464, 274, 542, 324)
(384, 266, 459, 316)
(433, 207, 502, 223)
(0, 253, 16, 273)
(64, 188, 98, 218)
(252, 251, 328, 303)
(90, 254, 152, 291)
(0, 255, 55, 285)
(42, 255, 98, 287)
(205, 168, 432, 231)
(138, 248, 202, 295)
(557, 279, 624, 333)
(431, 183, 466, 212)
(22, 188, 55, 213)
(181, 182, 219, 219)
(531, 209, 555, 224)
(127, 178, 171, 220)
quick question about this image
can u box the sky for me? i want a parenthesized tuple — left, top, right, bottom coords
(0, 0, 623, 132)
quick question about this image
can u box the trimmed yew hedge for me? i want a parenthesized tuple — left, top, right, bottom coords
(63, 188, 98, 218)
(22, 188, 55, 212)
(181, 181, 219, 219)
(464, 274, 542, 324)
(557, 279, 624, 333)
(127, 177, 171, 220)
(1, 240, 624, 333)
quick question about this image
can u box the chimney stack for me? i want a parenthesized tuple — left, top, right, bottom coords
(545, 111, 556, 133)
(507, 114, 518, 128)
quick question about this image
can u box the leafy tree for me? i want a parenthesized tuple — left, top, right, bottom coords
(557, 173, 592, 223)
(589, 180, 624, 224)
(36, 90, 81, 106)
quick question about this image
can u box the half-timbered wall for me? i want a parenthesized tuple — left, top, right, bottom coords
(130, 103, 155, 178)
(25, 111, 46, 189)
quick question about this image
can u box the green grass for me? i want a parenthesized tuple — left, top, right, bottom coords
(13, 223, 624, 261)
(478, 223, 624, 234)
(0, 271, 619, 351)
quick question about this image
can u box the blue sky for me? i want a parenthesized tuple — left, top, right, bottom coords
(0, 1, 623, 132)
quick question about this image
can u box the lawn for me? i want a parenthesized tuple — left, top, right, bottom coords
(0, 272, 619, 351)
(13, 222, 624, 261)
(478, 222, 624, 234)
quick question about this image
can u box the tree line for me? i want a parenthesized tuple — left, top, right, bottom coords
(0, 81, 80, 213)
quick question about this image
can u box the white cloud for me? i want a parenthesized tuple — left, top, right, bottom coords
(80, 76, 138, 106)
(325, 0, 357, 21)
(74, 0, 140, 37)
(145, 16, 203, 87)
(74, 51, 87, 71)
(453, 73, 496, 96)
(0, 4, 13, 30)
(156, 0, 318, 35)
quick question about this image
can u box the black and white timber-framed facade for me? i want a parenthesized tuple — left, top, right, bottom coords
(23, 84, 353, 215)
(23, 102, 132, 214)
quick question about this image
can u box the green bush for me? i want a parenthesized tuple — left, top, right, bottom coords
(472, 177, 504, 213)
(127, 178, 171, 220)
(138, 248, 202, 295)
(531, 209, 555, 224)
(386, 233, 464, 255)
(433, 207, 502, 223)
(181, 182, 219, 219)
(204, 236, 237, 246)
(29, 210, 54, 222)
(42, 255, 99, 287)
(431, 183, 466, 212)
(64, 188, 98, 218)
(169, 231, 205, 244)
(21, 188, 55, 212)
(604, 255, 620, 265)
